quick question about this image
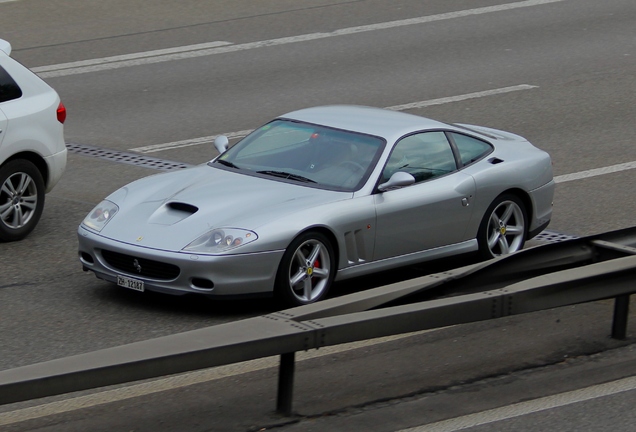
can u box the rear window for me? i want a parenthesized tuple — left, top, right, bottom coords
(450, 132, 493, 166)
(0, 65, 22, 103)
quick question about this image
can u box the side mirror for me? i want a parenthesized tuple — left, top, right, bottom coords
(214, 135, 229, 154)
(0, 39, 12, 56)
(378, 171, 415, 192)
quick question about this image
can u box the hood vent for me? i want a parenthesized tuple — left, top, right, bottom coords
(148, 202, 199, 226)
(167, 202, 198, 214)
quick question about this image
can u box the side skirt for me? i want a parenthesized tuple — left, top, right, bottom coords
(335, 239, 479, 281)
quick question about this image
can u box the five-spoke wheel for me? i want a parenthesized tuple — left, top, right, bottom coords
(478, 194, 527, 259)
(275, 231, 336, 306)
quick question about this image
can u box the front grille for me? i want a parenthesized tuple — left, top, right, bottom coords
(101, 250, 180, 280)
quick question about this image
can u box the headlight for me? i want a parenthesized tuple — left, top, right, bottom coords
(82, 200, 119, 232)
(183, 228, 258, 254)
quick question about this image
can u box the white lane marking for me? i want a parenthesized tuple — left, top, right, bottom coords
(31, 41, 232, 74)
(385, 85, 538, 111)
(0, 331, 427, 426)
(129, 84, 538, 153)
(399, 375, 636, 432)
(131, 129, 254, 154)
(554, 162, 636, 183)
(34, 0, 565, 78)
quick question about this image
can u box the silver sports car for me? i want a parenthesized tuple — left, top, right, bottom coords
(78, 105, 554, 306)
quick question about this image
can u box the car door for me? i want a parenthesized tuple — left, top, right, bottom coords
(0, 108, 6, 148)
(373, 131, 476, 260)
(0, 62, 22, 150)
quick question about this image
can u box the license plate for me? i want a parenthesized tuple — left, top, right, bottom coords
(117, 275, 145, 292)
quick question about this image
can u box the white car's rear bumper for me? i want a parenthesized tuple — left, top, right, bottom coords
(44, 147, 67, 192)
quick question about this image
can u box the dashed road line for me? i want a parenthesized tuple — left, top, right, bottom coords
(554, 162, 636, 184)
(31, 41, 231, 76)
(130, 129, 253, 154)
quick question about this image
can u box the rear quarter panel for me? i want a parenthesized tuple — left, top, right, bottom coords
(460, 139, 553, 238)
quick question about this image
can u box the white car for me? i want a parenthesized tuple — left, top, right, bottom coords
(0, 39, 66, 241)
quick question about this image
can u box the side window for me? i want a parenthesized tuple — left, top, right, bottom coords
(382, 131, 457, 184)
(450, 132, 492, 166)
(0, 65, 22, 103)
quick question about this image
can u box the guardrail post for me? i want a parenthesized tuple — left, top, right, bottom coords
(276, 352, 296, 416)
(612, 294, 630, 340)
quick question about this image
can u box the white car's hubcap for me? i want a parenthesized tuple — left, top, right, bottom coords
(0, 172, 37, 229)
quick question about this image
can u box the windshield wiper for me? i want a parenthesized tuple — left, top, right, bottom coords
(215, 159, 240, 169)
(257, 170, 316, 183)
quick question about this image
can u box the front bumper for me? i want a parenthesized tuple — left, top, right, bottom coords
(78, 225, 284, 297)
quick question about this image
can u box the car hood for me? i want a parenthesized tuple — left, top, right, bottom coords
(99, 164, 350, 251)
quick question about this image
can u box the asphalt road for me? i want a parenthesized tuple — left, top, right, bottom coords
(0, 0, 635, 430)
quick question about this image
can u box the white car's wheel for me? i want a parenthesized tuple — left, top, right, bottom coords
(0, 159, 45, 242)
(275, 232, 336, 306)
(477, 194, 527, 259)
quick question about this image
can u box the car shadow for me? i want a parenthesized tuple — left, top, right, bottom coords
(329, 253, 482, 300)
(91, 283, 279, 318)
(88, 254, 483, 318)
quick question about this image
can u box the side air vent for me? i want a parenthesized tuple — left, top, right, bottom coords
(488, 157, 504, 164)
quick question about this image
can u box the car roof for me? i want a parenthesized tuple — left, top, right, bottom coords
(280, 105, 450, 140)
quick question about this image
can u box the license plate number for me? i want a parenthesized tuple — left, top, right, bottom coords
(117, 275, 145, 292)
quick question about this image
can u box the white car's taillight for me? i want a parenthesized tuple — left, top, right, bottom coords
(57, 101, 66, 124)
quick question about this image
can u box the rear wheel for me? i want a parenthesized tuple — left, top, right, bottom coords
(275, 231, 336, 307)
(0, 159, 45, 242)
(477, 194, 527, 260)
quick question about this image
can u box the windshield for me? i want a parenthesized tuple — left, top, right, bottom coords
(212, 119, 385, 191)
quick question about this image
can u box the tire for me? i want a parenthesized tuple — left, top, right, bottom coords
(275, 231, 336, 307)
(477, 193, 527, 260)
(0, 159, 45, 242)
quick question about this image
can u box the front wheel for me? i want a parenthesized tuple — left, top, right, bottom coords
(477, 194, 527, 260)
(275, 231, 336, 307)
(0, 159, 45, 242)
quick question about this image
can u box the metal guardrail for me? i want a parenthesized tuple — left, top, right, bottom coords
(1, 227, 636, 415)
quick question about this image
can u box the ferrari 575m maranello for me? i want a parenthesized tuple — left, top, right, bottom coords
(78, 105, 554, 306)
